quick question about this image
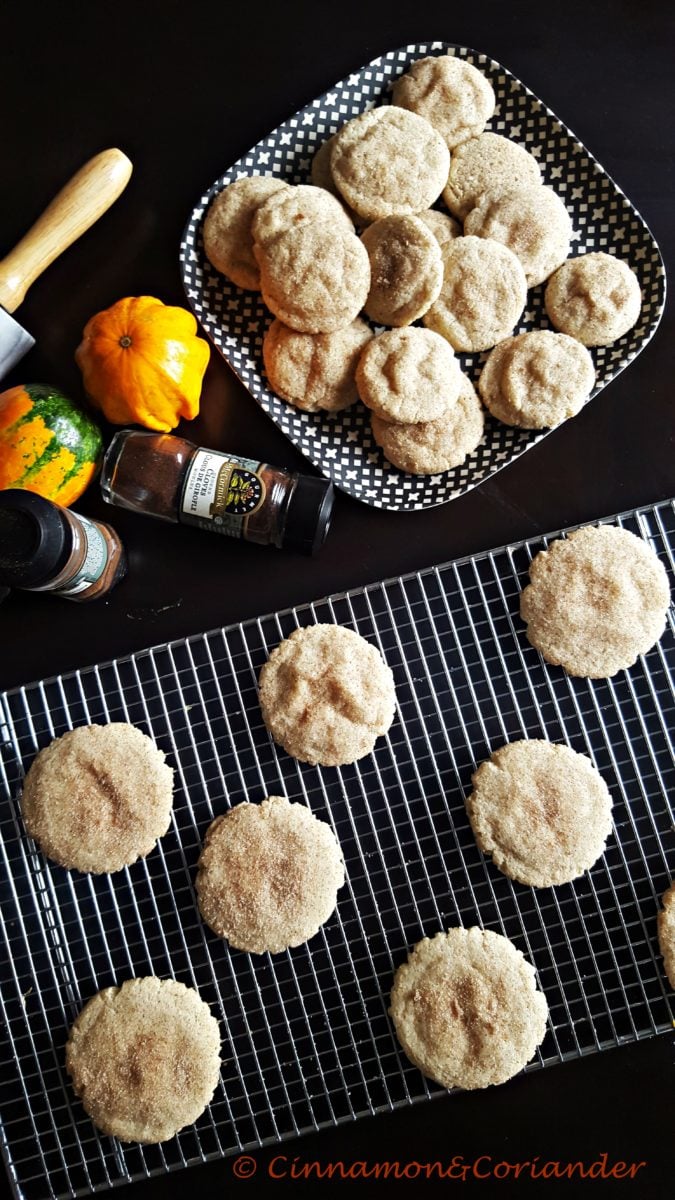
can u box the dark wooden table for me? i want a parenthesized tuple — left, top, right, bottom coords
(1, 1, 673, 1197)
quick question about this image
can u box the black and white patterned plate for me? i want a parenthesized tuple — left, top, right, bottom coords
(180, 43, 665, 512)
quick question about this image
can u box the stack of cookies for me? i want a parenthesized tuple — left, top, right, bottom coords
(203, 51, 643, 476)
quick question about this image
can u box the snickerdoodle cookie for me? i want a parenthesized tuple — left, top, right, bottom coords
(442, 133, 542, 220)
(21, 723, 174, 874)
(658, 882, 675, 990)
(66, 977, 221, 1143)
(257, 222, 370, 333)
(467, 740, 613, 888)
(390, 928, 548, 1090)
(263, 317, 372, 412)
(371, 373, 484, 475)
(478, 330, 595, 428)
(356, 327, 463, 423)
(259, 623, 396, 766)
(196, 796, 345, 954)
(544, 252, 642, 346)
(203, 175, 289, 290)
(392, 54, 495, 150)
(252, 183, 353, 247)
(361, 215, 443, 326)
(416, 209, 462, 250)
(330, 106, 450, 222)
(464, 186, 572, 287)
(423, 236, 527, 353)
(520, 524, 671, 678)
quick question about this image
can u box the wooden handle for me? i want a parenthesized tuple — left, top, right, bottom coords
(0, 148, 132, 314)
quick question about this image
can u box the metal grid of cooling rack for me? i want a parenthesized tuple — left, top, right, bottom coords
(1, 499, 674, 1200)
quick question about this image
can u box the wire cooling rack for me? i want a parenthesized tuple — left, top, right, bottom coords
(1, 500, 674, 1200)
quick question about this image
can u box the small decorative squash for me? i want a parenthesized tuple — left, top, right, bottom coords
(75, 296, 210, 432)
(0, 384, 103, 507)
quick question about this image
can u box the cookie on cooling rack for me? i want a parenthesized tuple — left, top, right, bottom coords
(263, 317, 372, 412)
(258, 623, 396, 766)
(423, 236, 527, 353)
(21, 723, 174, 874)
(66, 977, 221, 1143)
(370, 372, 484, 475)
(544, 252, 642, 346)
(360, 214, 443, 326)
(467, 740, 613, 888)
(356, 327, 463, 424)
(442, 132, 542, 220)
(478, 330, 595, 428)
(520, 524, 671, 678)
(257, 221, 370, 333)
(463, 185, 572, 287)
(658, 881, 675, 990)
(203, 175, 289, 291)
(196, 796, 345, 954)
(390, 927, 548, 1090)
(392, 53, 495, 150)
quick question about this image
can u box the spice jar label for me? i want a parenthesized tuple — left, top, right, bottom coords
(180, 449, 266, 537)
(56, 516, 110, 596)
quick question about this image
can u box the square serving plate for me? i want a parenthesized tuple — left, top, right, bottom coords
(180, 43, 665, 511)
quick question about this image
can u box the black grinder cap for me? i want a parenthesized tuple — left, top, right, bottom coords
(0, 489, 71, 588)
(283, 474, 334, 556)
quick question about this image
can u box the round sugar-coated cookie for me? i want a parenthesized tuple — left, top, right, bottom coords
(442, 132, 542, 219)
(356, 327, 463, 424)
(467, 740, 613, 888)
(478, 330, 595, 428)
(252, 183, 353, 247)
(361, 214, 443, 326)
(196, 796, 345, 954)
(259, 623, 396, 766)
(203, 175, 289, 290)
(371, 373, 484, 475)
(21, 723, 174, 874)
(66, 977, 221, 1143)
(658, 882, 675, 990)
(423, 236, 527, 353)
(330, 106, 450, 222)
(258, 222, 370, 333)
(520, 524, 671, 678)
(416, 208, 462, 251)
(390, 928, 548, 1090)
(392, 53, 495, 149)
(310, 134, 362, 225)
(464, 186, 572, 287)
(263, 317, 372, 412)
(545, 252, 642, 346)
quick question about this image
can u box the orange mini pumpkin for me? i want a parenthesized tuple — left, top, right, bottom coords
(75, 296, 210, 432)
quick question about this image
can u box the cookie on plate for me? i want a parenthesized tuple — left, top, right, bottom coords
(390, 928, 548, 1090)
(392, 53, 495, 150)
(259, 623, 396, 766)
(196, 796, 345, 954)
(442, 132, 542, 220)
(371, 372, 484, 474)
(330, 106, 450, 222)
(545, 252, 642, 346)
(356, 327, 463, 423)
(252, 183, 353, 247)
(423, 236, 527, 353)
(467, 740, 613, 887)
(203, 175, 289, 290)
(657, 882, 675, 990)
(263, 317, 372, 412)
(478, 330, 595, 428)
(360, 214, 443, 326)
(257, 222, 370, 333)
(416, 208, 462, 251)
(66, 977, 221, 1143)
(21, 723, 174, 874)
(463, 186, 572, 287)
(520, 524, 671, 678)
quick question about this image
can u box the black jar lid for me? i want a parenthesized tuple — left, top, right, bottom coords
(0, 489, 71, 587)
(283, 475, 334, 556)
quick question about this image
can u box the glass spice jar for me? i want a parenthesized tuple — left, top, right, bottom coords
(0, 489, 126, 601)
(100, 430, 335, 555)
